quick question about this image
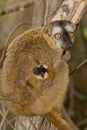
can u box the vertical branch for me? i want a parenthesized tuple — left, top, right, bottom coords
(43, 0, 49, 26)
(32, 0, 45, 27)
(46, 0, 63, 25)
(43, 0, 62, 26)
(0, 104, 7, 130)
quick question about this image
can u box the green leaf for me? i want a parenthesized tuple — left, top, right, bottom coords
(83, 28, 87, 38)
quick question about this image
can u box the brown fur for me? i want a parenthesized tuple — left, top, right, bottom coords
(1, 27, 72, 130)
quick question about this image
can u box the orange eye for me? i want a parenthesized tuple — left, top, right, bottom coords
(69, 32, 74, 38)
(55, 33, 61, 39)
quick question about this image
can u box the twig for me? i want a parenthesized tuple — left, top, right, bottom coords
(77, 118, 87, 127)
(0, 109, 8, 130)
(0, 45, 7, 68)
(5, 22, 31, 44)
(0, 0, 34, 17)
(68, 80, 75, 117)
(15, 117, 28, 130)
(29, 119, 38, 130)
(38, 117, 45, 130)
(0, 95, 24, 105)
(74, 89, 87, 100)
(70, 58, 87, 75)
(0, 109, 15, 129)
(62, 107, 79, 130)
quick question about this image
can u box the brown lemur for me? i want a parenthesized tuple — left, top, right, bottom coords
(1, 20, 74, 130)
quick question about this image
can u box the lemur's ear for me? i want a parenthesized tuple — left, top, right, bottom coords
(43, 27, 51, 36)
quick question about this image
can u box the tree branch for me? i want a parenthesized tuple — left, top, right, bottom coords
(0, 0, 34, 17)
(62, 107, 79, 130)
(51, 0, 87, 24)
(32, 0, 45, 27)
(71, 0, 87, 24)
(70, 58, 87, 75)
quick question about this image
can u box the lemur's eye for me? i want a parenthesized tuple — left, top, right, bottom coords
(69, 32, 74, 38)
(54, 33, 61, 40)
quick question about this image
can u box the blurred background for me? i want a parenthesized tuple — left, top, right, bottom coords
(0, 0, 87, 130)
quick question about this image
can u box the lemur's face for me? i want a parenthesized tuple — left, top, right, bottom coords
(33, 21, 74, 80)
(50, 21, 74, 50)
